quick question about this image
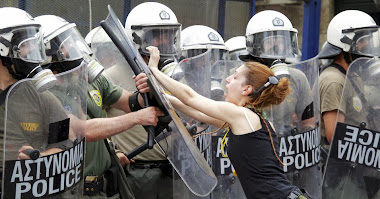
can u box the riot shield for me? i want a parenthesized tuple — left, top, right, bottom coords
(91, 27, 171, 166)
(2, 63, 87, 199)
(265, 57, 322, 198)
(99, 5, 217, 196)
(173, 48, 212, 165)
(323, 57, 380, 199)
(210, 60, 247, 199)
(170, 49, 214, 198)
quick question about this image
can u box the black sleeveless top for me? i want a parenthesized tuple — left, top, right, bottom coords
(227, 108, 296, 199)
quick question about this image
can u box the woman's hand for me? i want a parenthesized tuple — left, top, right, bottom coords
(146, 46, 160, 70)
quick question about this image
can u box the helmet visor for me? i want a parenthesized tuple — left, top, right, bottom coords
(229, 49, 249, 61)
(11, 26, 46, 63)
(348, 27, 380, 57)
(247, 30, 299, 59)
(48, 27, 92, 62)
(182, 48, 228, 64)
(135, 25, 181, 56)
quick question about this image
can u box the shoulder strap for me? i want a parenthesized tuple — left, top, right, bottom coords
(325, 63, 346, 75)
(241, 107, 255, 132)
(0, 84, 13, 106)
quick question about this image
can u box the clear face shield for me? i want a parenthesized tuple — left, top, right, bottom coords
(5, 26, 57, 91)
(343, 26, 380, 57)
(247, 30, 300, 59)
(228, 49, 249, 61)
(46, 27, 103, 83)
(182, 48, 228, 64)
(46, 27, 92, 62)
(10, 26, 46, 63)
(131, 24, 181, 57)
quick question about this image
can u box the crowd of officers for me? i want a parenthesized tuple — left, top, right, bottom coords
(0, 1, 379, 199)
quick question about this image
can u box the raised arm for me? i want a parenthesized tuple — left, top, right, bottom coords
(143, 46, 242, 126)
(166, 94, 225, 127)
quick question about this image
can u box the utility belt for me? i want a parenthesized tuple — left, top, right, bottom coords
(287, 188, 312, 199)
(84, 175, 104, 196)
(130, 160, 172, 178)
(132, 160, 170, 169)
(84, 164, 119, 196)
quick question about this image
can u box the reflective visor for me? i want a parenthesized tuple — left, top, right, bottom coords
(348, 27, 380, 57)
(11, 26, 46, 63)
(247, 30, 299, 59)
(134, 25, 181, 56)
(182, 48, 228, 65)
(47, 27, 92, 62)
(229, 49, 249, 61)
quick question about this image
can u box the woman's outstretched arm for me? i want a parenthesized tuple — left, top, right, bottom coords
(143, 46, 242, 125)
(166, 94, 225, 127)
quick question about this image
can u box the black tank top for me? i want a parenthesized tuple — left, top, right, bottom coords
(227, 108, 296, 199)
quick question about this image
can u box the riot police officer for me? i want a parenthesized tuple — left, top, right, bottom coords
(180, 25, 229, 102)
(36, 14, 163, 199)
(318, 10, 379, 150)
(320, 10, 380, 199)
(225, 36, 248, 61)
(0, 7, 78, 198)
(99, 2, 181, 199)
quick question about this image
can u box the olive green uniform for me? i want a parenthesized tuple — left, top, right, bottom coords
(0, 82, 68, 172)
(85, 75, 122, 177)
(82, 74, 134, 199)
(105, 65, 172, 199)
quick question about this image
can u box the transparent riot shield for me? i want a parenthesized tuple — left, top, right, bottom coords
(265, 57, 322, 198)
(91, 27, 172, 171)
(170, 50, 213, 198)
(210, 60, 247, 199)
(174, 48, 212, 165)
(96, 8, 218, 196)
(323, 57, 380, 199)
(2, 63, 87, 199)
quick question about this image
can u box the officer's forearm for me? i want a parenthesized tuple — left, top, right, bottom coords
(85, 113, 141, 142)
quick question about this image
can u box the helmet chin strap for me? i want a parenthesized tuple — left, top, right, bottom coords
(343, 51, 371, 65)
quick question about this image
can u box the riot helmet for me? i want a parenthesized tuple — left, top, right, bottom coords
(35, 15, 99, 83)
(0, 7, 56, 91)
(181, 25, 228, 63)
(181, 25, 228, 100)
(225, 36, 248, 61)
(86, 27, 119, 65)
(125, 2, 181, 67)
(241, 10, 300, 67)
(318, 10, 380, 62)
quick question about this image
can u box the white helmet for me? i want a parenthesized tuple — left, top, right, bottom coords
(85, 26, 101, 47)
(245, 10, 300, 60)
(225, 36, 248, 60)
(318, 10, 380, 59)
(0, 7, 57, 91)
(0, 7, 46, 64)
(35, 15, 92, 65)
(86, 26, 115, 59)
(181, 25, 228, 61)
(125, 2, 181, 58)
